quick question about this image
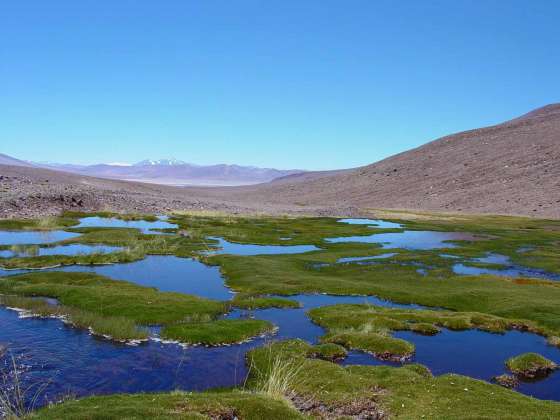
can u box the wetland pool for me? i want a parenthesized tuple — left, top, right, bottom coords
(1, 216, 559, 409)
(0, 244, 122, 259)
(74, 216, 178, 234)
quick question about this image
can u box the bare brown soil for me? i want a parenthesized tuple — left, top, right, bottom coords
(0, 164, 355, 218)
(1, 104, 559, 219)
(290, 394, 386, 420)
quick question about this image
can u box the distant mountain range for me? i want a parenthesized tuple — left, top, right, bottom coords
(24, 158, 305, 186)
(0, 153, 33, 167)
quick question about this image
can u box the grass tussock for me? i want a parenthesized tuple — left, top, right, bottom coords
(161, 319, 274, 345)
(307, 343, 348, 361)
(506, 352, 558, 378)
(1, 356, 51, 419)
(251, 349, 305, 401)
(232, 295, 301, 310)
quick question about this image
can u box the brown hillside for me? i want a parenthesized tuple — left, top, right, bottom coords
(218, 104, 560, 218)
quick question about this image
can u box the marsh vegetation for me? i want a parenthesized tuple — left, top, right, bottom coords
(0, 210, 559, 418)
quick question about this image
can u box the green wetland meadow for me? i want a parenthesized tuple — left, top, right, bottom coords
(0, 210, 559, 419)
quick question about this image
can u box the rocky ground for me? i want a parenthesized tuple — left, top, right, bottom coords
(0, 164, 359, 218)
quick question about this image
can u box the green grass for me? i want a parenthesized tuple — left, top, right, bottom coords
(28, 390, 305, 420)
(309, 304, 547, 335)
(246, 340, 560, 419)
(210, 245, 560, 335)
(161, 319, 275, 345)
(322, 330, 415, 360)
(168, 213, 401, 247)
(0, 216, 79, 231)
(231, 294, 300, 310)
(506, 353, 558, 377)
(0, 271, 226, 325)
(306, 343, 348, 361)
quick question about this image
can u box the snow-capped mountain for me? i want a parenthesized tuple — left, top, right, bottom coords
(134, 158, 187, 166)
(30, 158, 304, 186)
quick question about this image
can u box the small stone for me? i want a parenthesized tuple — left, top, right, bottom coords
(493, 374, 520, 388)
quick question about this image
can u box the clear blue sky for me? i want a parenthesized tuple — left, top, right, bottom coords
(1, 1, 559, 170)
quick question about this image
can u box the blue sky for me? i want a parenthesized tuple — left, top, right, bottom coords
(1, 1, 559, 170)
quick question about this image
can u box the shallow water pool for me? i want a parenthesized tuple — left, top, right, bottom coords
(208, 237, 320, 256)
(338, 218, 403, 229)
(326, 230, 478, 250)
(75, 216, 177, 234)
(343, 328, 560, 401)
(0, 230, 80, 246)
(0, 244, 122, 259)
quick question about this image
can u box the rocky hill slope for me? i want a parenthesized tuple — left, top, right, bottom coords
(218, 104, 560, 218)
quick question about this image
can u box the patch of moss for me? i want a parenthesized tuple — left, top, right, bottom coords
(231, 294, 300, 310)
(506, 353, 558, 378)
(307, 343, 348, 361)
(161, 319, 275, 346)
(322, 330, 414, 361)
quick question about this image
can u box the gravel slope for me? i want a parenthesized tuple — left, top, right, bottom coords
(205, 104, 560, 219)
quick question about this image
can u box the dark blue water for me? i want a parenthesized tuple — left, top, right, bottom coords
(0, 231, 80, 246)
(75, 216, 177, 234)
(2, 288, 558, 405)
(227, 293, 426, 343)
(208, 237, 320, 256)
(0, 244, 122, 259)
(0, 309, 265, 408)
(343, 329, 560, 401)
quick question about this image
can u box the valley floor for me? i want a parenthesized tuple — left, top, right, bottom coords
(0, 210, 559, 419)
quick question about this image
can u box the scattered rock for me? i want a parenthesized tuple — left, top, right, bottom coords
(493, 374, 520, 388)
(506, 352, 558, 379)
(291, 393, 385, 419)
